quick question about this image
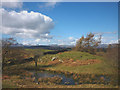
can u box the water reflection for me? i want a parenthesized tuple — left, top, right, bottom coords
(29, 70, 116, 85)
(31, 71, 75, 85)
(34, 71, 39, 84)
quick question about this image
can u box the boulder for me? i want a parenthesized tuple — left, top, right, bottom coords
(51, 57, 57, 61)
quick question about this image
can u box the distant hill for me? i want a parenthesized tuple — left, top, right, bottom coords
(22, 45, 73, 50)
(11, 44, 110, 50)
(97, 44, 108, 48)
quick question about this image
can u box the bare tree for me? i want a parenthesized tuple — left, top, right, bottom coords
(34, 52, 43, 68)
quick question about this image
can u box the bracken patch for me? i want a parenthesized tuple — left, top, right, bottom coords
(63, 59, 101, 66)
(48, 60, 62, 66)
(47, 59, 101, 66)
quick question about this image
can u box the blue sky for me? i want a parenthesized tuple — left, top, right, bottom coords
(1, 2, 118, 45)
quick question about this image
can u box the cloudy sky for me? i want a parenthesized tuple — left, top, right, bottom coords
(1, 1, 118, 45)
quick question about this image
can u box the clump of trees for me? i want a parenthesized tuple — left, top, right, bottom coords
(2, 38, 25, 68)
(75, 33, 101, 54)
(2, 38, 45, 69)
(105, 44, 118, 67)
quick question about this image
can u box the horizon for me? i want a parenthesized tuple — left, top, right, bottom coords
(1, 2, 118, 45)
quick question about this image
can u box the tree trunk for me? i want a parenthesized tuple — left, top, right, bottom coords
(35, 61, 37, 67)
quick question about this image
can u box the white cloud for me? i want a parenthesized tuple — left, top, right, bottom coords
(35, 39, 41, 42)
(39, 2, 57, 9)
(39, 0, 61, 9)
(68, 37, 76, 42)
(70, 41, 76, 45)
(54, 37, 78, 45)
(109, 40, 118, 44)
(21, 38, 51, 45)
(68, 37, 74, 40)
(100, 36, 118, 44)
(1, 8, 54, 39)
(94, 31, 117, 36)
(93, 32, 118, 44)
(1, 0, 23, 8)
(44, 2, 57, 8)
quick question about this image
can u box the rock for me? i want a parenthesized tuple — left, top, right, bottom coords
(64, 82, 70, 85)
(51, 57, 57, 61)
(39, 59, 42, 62)
(59, 59, 63, 62)
(88, 63, 90, 65)
(36, 82, 39, 84)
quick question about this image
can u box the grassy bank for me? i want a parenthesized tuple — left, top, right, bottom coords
(40, 51, 117, 74)
(2, 50, 118, 88)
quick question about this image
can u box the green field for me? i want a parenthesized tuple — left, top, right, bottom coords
(39, 51, 117, 74)
(2, 49, 118, 88)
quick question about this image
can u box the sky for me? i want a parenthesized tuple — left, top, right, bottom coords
(1, 1, 119, 45)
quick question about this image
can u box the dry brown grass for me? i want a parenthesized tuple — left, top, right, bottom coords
(48, 59, 101, 67)
(63, 59, 101, 66)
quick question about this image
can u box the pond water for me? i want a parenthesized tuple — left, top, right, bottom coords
(31, 71, 76, 85)
(28, 70, 114, 85)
